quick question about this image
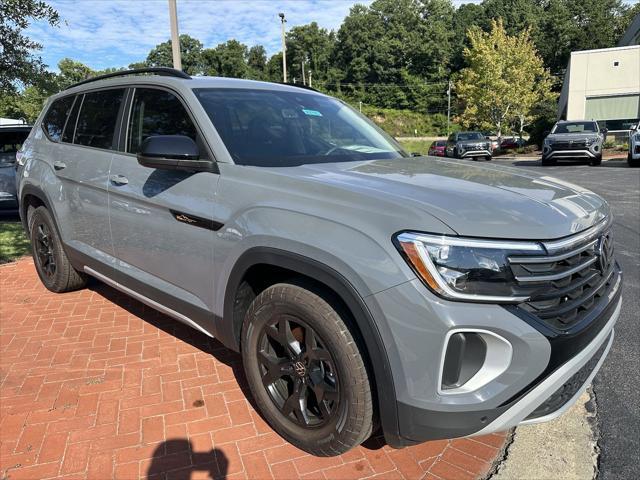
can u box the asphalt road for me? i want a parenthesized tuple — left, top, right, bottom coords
(493, 157, 640, 480)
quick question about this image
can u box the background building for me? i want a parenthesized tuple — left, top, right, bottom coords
(558, 14, 640, 138)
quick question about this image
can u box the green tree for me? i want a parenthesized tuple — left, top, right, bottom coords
(0, 0, 60, 93)
(286, 22, 336, 85)
(247, 45, 267, 79)
(202, 40, 249, 78)
(56, 58, 95, 89)
(144, 34, 204, 75)
(334, 0, 455, 111)
(456, 19, 554, 137)
(536, 0, 631, 75)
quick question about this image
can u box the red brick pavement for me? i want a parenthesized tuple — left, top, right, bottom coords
(0, 258, 508, 480)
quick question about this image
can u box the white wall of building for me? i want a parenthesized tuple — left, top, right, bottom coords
(562, 45, 640, 129)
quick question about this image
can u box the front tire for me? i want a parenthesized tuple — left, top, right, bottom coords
(541, 157, 556, 166)
(629, 153, 639, 168)
(241, 283, 373, 457)
(29, 206, 87, 293)
(590, 154, 602, 166)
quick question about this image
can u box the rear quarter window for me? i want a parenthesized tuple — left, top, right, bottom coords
(42, 96, 75, 142)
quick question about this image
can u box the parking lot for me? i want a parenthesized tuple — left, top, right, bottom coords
(1, 157, 638, 479)
(491, 157, 640, 479)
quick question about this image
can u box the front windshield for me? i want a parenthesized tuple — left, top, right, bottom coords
(553, 122, 598, 134)
(194, 88, 408, 167)
(457, 132, 484, 141)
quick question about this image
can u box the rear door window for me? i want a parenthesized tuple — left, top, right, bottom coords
(74, 89, 125, 149)
(126, 88, 197, 154)
(42, 96, 75, 142)
(62, 95, 82, 143)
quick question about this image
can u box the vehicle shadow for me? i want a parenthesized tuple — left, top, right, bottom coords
(89, 281, 394, 453)
(146, 440, 228, 479)
(88, 282, 253, 403)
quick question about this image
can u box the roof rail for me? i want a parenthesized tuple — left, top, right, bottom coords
(66, 67, 191, 90)
(279, 82, 319, 93)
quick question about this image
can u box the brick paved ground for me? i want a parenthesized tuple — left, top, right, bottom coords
(1, 258, 507, 480)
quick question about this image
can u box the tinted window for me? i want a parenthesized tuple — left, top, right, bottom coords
(43, 96, 75, 142)
(0, 129, 30, 165)
(74, 89, 125, 149)
(127, 88, 197, 154)
(553, 122, 598, 134)
(194, 88, 407, 167)
(457, 132, 484, 141)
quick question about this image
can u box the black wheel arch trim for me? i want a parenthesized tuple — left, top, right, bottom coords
(220, 247, 404, 447)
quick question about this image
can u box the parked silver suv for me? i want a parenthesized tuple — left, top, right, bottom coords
(16, 69, 622, 456)
(542, 120, 606, 166)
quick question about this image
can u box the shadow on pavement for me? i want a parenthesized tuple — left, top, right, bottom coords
(146, 440, 228, 479)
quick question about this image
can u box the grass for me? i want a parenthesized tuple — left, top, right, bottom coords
(398, 139, 434, 155)
(0, 221, 31, 264)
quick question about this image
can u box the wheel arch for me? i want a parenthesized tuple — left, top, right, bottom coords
(220, 246, 404, 447)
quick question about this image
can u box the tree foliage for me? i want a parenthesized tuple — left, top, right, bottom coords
(0, 0, 60, 94)
(2, 0, 636, 131)
(456, 19, 554, 136)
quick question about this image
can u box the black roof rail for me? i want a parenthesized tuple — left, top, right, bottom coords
(66, 67, 191, 90)
(279, 82, 319, 93)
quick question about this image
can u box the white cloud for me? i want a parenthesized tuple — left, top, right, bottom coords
(27, 0, 383, 70)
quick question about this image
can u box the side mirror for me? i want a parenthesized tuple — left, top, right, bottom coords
(137, 135, 213, 172)
(601, 128, 608, 136)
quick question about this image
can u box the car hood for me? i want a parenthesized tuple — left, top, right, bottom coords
(276, 157, 609, 240)
(546, 133, 599, 142)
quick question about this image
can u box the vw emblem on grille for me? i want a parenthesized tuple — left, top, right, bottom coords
(293, 361, 306, 377)
(597, 235, 611, 273)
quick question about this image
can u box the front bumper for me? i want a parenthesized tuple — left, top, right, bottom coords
(370, 265, 621, 446)
(461, 149, 492, 158)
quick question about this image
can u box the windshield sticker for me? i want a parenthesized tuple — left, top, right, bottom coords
(281, 109, 299, 119)
(302, 109, 323, 117)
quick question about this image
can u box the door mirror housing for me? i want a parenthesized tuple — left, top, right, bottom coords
(137, 135, 213, 172)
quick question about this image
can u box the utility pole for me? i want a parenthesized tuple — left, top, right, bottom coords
(301, 60, 306, 85)
(168, 0, 182, 71)
(279, 13, 287, 83)
(446, 79, 452, 136)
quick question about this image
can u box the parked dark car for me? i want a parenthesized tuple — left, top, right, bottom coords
(500, 137, 526, 150)
(0, 124, 32, 211)
(428, 140, 446, 156)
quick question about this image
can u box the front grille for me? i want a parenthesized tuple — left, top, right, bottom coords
(551, 140, 587, 150)
(525, 332, 610, 420)
(509, 224, 615, 331)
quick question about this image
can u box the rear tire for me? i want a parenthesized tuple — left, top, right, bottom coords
(29, 206, 87, 293)
(241, 282, 373, 456)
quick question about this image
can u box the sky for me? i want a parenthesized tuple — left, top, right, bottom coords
(27, 0, 481, 71)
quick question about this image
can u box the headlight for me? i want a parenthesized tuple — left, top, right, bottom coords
(394, 232, 544, 302)
(585, 137, 598, 146)
(634, 132, 640, 141)
(543, 138, 551, 145)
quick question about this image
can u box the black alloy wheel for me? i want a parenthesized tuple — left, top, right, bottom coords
(257, 315, 339, 428)
(34, 222, 56, 278)
(241, 282, 373, 456)
(28, 206, 87, 293)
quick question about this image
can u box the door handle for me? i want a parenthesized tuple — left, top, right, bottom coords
(109, 174, 129, 186)
(53, 161, 66, 170)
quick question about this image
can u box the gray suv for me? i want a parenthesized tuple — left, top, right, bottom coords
(542, 120, 606, 166)
(16, 68, 622, 456)
(445, 131, 492, 161)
